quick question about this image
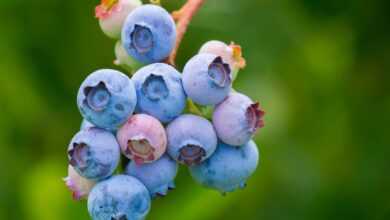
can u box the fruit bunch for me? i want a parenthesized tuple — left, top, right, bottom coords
(64, 1, 265, 219)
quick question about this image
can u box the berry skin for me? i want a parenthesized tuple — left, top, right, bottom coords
(183, 53, 232, 105)
(95, 0, 142, 39)
(64, 165, 96, 200)
(114, 41, 143, 74)
(67, 127, 120, 181)
(77, 69, 137, 130)
(189, 140, 260, 194)
(88, 175, 151, 220)
(132, 63, 186, 123)
(212, 92, 265, 146)
(125, 154, 178, 198)
(122, 4, 176, 64)
(166, 114, 217, 166)
(117, 114, 167, 164)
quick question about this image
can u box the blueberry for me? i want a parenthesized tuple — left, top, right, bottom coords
(183, 53, 232, 105)
(64, 165, 96, 201)
(67, 127, 120, 181)
(88, 175, 151, 220)
(199, 41, 234, 68)
(77, 69, 137, 130)
(199, 41, 246, 79)
(95, 0, 142, 39)
(114, 41, 143, 74)
(212, 92, 265, 146)
(132, 63, 186, 123)
(122, 4, 176, 64)
(166, 114, 217, 166)
(125, 154, 178, 198)
(189, 140, 259, 194)
(117, 114, 167, 164)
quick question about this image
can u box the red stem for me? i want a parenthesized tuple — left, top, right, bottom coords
(168, 0, 205, 66)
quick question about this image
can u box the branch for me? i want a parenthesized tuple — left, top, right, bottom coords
(167, 0, 205, 66)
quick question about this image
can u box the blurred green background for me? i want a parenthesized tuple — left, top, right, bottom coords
(0, 0, 389, 219)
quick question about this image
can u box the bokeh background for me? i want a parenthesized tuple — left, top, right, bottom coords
(0, 0, 389, 219)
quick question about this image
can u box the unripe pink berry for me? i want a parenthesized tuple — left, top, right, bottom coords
(95, 0, 142, 39)
(64, 165, 96, 200)
(114, 41, 142, 73)
(117, 114, 167, 164)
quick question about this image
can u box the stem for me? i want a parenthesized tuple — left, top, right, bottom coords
(168, 0, 205, 65)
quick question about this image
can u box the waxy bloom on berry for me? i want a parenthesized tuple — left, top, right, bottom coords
(166, 114, 217, 166)
(95, 0, 142, 39)
(183, 53, 232, 105)
(117, 114, 167, 164)
(212, 92, 265, 146)
(125, 154, 178, 198)
(67, 128, 120, 181)
(77, 69, 137, 131)
(88, 175, 151, 220)
(189, 140, 259, 194)
(122, 4, 176, 64)
(132, 63, 186, 123)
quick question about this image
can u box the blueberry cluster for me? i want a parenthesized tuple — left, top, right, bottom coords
(64, 1, 265, 220)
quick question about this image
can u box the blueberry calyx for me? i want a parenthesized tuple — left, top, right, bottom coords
(111, 213, 128, 220)
(126, 138, 155, 164)
(155, 192, 167, 198)
(245, 102, 265, 132)
(208, 56, 231, 87)
(142, 74, 169, 101)
(84, 82, 111, 112)
(178, 144, 206, 166)
(131, 24, 153, 54)
(68, 142, 89, 171)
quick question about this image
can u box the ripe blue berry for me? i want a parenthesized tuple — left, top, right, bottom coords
(122, 4, 176, 64)
(189, 140, 259, 194)
(77, 69, 137, 130)
(95, 0, 142, 39)
(125, 154, 178, 198)
(183, 53, 232, 105)
(166, 114, 217, 166)
(132, 63, 186, 123)
(67, 128, 120, 181)
(88, 175, 151, 220)
(213, 92, 265, 146)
